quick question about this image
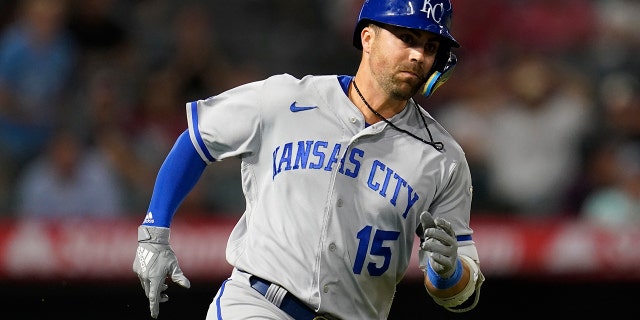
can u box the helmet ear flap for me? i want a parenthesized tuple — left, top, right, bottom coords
(422, 51, 457, 98)
(431, 45, 453, 72)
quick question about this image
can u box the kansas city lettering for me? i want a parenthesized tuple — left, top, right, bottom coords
(272, 140, 420, 218)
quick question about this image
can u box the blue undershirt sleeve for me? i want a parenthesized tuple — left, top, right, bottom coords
(142, 129, 207, 227)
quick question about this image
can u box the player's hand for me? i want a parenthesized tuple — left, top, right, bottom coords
(133, 225, 190, 318)
(420, 211, 458, 278)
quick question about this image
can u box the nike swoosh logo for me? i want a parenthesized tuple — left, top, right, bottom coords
(290, 101, 318, 112)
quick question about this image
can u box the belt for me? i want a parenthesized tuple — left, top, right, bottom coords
(249, 275, 330, 320)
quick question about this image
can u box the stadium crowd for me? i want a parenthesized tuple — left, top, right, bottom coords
(0, 0, 638, 224)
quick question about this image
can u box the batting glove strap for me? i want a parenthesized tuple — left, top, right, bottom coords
(426, 258, 463, 290)
(138, 225, 170, 244)
(428, 255, 484, 312)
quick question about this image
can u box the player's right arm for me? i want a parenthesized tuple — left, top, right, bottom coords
(133, 129, 207, 318)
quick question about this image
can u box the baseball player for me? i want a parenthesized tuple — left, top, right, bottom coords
(133, 0, 485, 319)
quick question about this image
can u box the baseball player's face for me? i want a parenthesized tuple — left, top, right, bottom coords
(366, 24, 439, 101)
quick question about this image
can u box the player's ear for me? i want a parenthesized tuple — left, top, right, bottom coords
(361, 24, 376, 53)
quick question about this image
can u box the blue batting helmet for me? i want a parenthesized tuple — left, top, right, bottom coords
(352, 0, 460, 98)
(353, 0, 460, 49)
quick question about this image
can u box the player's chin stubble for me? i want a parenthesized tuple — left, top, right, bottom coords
(390, 80, 422, 100)
(391, 70, 426, 100)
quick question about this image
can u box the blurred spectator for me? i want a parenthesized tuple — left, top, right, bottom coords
(160, 1, 268, 98)
(130, 0, 183, 72)
(563, 136, 620, 215)
(581, 141, 640, 227)
(566, 72, 640, 214)
(70, 67, 154, 214)
(66, 0, 130, 65)
(162, 2, 233, 102)
(0, 0, 76, 161)
(0, 0, 77, 212)
(129, 65, 246, 216)
(208, 0, 341, 76)
(483, 54, 595, 215)
(448, 0, 511, 71)
(0, 1, 18, 30)
(125, 67, 185, 212)
(434, 68, 508, 212)
(589, 0, 640, 76)
(131, 2, 266, 216)
(131, 68, 184, 168)
(14, 128, 125, 218)
(598, 72, 640, 140)
(320, 0, 361, 43)
(502, 0, 596, 66)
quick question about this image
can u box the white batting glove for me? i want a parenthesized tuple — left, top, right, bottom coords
(133, 225, 190, 319)
(420, 211, 459, 279)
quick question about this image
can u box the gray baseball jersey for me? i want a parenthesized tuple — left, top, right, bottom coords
(186, 73, 478, 319)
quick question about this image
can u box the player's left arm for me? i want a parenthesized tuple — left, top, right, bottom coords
(418, 156, 484, 312)
(419, 212, 484, 312)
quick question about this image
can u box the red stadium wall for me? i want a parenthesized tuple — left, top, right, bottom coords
(1, 215, 639, 281)
(1, 215, 638, 319)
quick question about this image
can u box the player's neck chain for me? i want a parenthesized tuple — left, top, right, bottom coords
(352, 79, 444, 151)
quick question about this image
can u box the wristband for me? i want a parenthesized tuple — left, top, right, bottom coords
(427, 258, 463, 290)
